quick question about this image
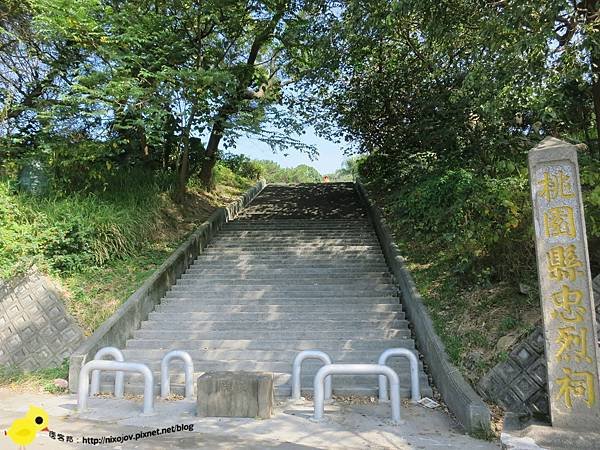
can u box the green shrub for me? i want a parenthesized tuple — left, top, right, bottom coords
(390, 168, 533, 282)
(0, 169, 168, 278)
(221, 153, 264, 180)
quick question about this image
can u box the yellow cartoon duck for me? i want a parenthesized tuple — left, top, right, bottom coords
(5, 405, 49, 449)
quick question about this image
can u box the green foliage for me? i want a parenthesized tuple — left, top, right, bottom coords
(581, 154, 600, 237)
(0, 170, 168, 278)
(325, 156, 364, 182)
(1, 0, 327, 191)
(388, 168, 533, 283)
(220, 153, 264, 180)
(254, 160, 322, 183)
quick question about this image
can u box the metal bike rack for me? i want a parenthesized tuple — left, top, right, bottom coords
(291, 350, 332, 401)
(89, 347, 125, 398)
(313, 364, 401, 424)
(378, 348, 420, 403)
(160, 350, 194, 399)
(78, 360, 154, 415)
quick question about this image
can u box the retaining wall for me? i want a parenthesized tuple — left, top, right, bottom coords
(355, 182, 491, 433)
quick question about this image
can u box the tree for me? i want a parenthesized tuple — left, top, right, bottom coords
(12, 0, 327, 197)
(298, 0, 600, 181)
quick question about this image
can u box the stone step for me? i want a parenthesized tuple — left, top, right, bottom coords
(227, 218, 370, 223)
(179, 271, 391, 278)
(184, 268, 390, 276)
(119, 349, 420, 364)
(225, 222, 370, 226)
(207, 243, 381, 250)
(218, 232, 377, 239)
(169, 285, 397, 293)
(191, 256, 386, 264)
(131, 329, 412, 340)
(223, 226, 373, 232)
(187, 263, 390, 271)
(99, 183, 433, 403)
(97, 359, 424, 376)
(201, 247, 381, 253)
(124, 338, 414, 351)
(174, 276, 392, 285)
(146, 311, 405, 322)
(154, 303, 402, 313)
(96, 365, 432, 398)
(97, 380, 428, 399)
(139, 319, 409, 331)
(165, 298, 400, 307)
(210, 238, 381, 245)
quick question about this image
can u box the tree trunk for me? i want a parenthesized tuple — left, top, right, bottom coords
(199, 121, 224, 190)
(176, 108, 196, 201)
(591, 53, 600, 155)
(198, 6, 286, 188)
(586, 1, 600, 157)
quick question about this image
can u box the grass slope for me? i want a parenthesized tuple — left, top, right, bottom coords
(0, 165, 252, 392)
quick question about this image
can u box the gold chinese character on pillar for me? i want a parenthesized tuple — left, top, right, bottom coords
(550, 285, 585, 323)
(544, 206, 576, 239)
(547, 245, 584, 281)
(537, 170, 575, 201)
(529, 138, 600, 429)
(557, 367, 596, 408)
(555, 326, 592, 363)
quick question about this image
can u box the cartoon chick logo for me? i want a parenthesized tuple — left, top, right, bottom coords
(4, 405, 49, 449)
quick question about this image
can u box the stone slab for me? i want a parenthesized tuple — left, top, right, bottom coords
(501, 412, 600, 450)
(196, 371, 273, 419)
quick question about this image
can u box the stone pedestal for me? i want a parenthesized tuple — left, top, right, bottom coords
(196, 371, 273, 419)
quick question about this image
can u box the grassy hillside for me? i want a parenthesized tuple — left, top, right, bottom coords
(0, 165, 253, 335)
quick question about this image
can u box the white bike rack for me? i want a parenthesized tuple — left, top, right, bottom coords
(160, 350, 194, 399)
(89, 347, 125, 398)
(378, 348, 420, 403)
(291, 350, 332, 401)
(78, 360, 154, 415)
(313, 364, 401, 424)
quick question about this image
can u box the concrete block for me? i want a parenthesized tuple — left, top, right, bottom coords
(196, 371, 273, 419)
(0, 267, 84, 371)
(509, 342, 538, 369)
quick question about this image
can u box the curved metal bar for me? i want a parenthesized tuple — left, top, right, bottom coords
(89, 347, 125, 398)
(377, 348, 420, 403)
(291, 350, 332, 401)
(313, 364, 401, 424)
(78, 360, 154, 415)
(160, 350, 194, 399)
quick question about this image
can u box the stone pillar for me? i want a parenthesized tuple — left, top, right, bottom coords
(528, 137, 600, 429)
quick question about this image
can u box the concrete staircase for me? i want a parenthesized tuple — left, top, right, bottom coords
(102, 183, 432, 398)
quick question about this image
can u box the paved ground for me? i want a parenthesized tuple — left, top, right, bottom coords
(0, 389, 499, 449)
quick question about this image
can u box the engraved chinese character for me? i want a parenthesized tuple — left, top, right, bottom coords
(544, 206, 576, 238)
(551, 285, 585, 323)
(555, 326, 592, 363)
(547, 245, 584, 281)
(538, 170, 575, 202)
(557, 367, 596, 408)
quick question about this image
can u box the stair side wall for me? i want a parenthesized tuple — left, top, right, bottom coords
(355, 181, 492, 434)
(68, 180, 266, 393)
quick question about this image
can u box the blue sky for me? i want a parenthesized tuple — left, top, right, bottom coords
(230, 126, 349, 175)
